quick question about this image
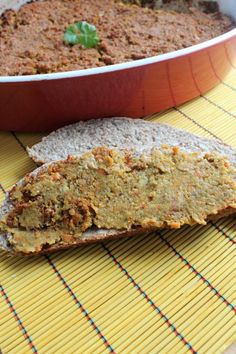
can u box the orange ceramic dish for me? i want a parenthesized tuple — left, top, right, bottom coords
(0, 2, 235, 131)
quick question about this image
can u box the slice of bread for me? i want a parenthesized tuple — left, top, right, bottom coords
(27, 118, 236, 166)
(1, 146, 236, 256)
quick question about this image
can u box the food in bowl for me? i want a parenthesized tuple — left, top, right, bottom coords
(0, 0, 234, 76)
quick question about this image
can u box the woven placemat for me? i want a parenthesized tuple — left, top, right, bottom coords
(0, 69, 236, 354)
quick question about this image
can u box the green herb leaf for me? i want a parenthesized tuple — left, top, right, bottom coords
(64, 21, 99, 49)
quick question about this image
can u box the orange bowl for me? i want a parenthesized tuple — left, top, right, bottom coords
(0, 1, 235, 131)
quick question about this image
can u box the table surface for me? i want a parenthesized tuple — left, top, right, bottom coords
(0, 69, 236, 354)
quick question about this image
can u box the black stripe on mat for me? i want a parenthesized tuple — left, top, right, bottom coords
(11, 132, 27, 152)
(46, 255, 116, 353)
(201, 95, 236, 119)
(7, 123, 235, 353)
(188, 54, 236, 111)
(0, 284, 38, 353)
(0, 186, 39, 353)
(220, 81, 236, 92)
(0, 184, 6, 194)
(174, 107, 221, 140)
(0, 165, 115, 352)
(159, 234, 236, 314)
(210, 221, 236, 245)
(174, 106, 236, 243)
(102, 243, 198, 354)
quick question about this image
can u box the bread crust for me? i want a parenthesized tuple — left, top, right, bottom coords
(27, 118, 236, 167)
(0, 227, 153, 256)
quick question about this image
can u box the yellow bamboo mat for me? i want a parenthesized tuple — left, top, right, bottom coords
(1, 70, 236, 354)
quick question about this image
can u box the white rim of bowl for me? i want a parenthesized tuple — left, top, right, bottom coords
(0, 28, 235, 83)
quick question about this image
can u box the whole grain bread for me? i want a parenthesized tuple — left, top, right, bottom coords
(27, 118, 236, 166)
(0, 147, 236, 255)
(0, 151, 163, 255)
(1, 119, 236, 256)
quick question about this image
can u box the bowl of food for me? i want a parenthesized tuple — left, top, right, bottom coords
(0, 0, 235, 131)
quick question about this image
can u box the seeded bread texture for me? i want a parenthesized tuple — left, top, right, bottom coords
(27, 118, 236, 166)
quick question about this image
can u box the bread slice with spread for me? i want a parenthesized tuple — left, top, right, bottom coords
(1, 145, 236, 255)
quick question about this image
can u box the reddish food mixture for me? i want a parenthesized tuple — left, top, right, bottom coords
(0, 0, 234, 76)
